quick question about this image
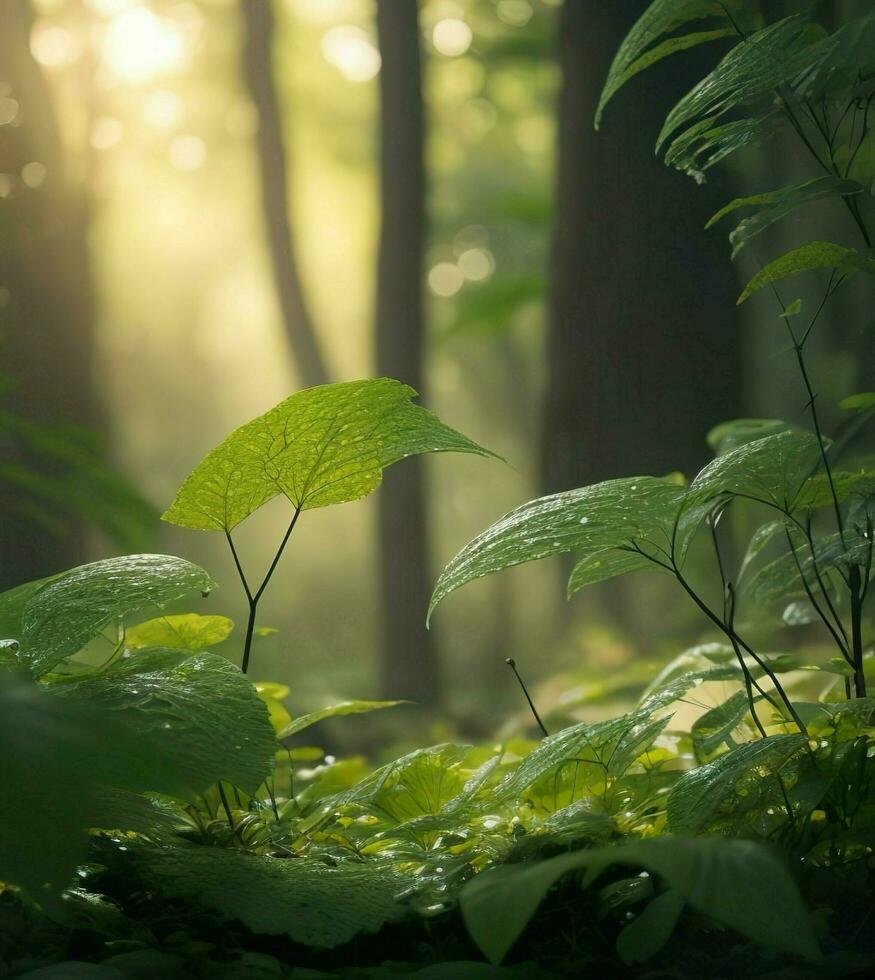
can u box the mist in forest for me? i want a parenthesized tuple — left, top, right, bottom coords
(2, 0, 868, 727)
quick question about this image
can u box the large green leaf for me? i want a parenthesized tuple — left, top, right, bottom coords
(596, 0, 756, 127)
(276, 699, 409, 740)
(17, 555, 214, 678)
(138, 846, 403, 948)
(429, 476, 686, 621)
(162, 379, 494, 531)
(738, 241, 875, 304)
(794, 9, 875, 100)
(0, 669, 150, 898)
(658, 17, 827, 164)
(666, 734, 807, 834)
(687, 429, 823, 511)
(706, 177, 863, 258)
(52, 648, 276, 795)
(663, 111, 782, 181)
(460, 835, 818, 965)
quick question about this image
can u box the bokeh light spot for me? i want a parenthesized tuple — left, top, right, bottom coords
(432, 19, 472, 57)
(103, 7, 186, 83)
(169, 134, 206, 172)
(497, 1, 533, 27)
(144, 90, 183, 130)
(31, 24, 81, 69)
(0, 98, 20, 126)
(321, 26, 381, 82)
(90, 116, 123, 150)
(458, 247, 494, 281)
(21, 162, 48, 189)
(428, 262, 465, 297)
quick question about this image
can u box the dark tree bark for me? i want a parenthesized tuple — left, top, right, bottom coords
(0, 0, 98, 587)
(374, 1, 437, 703)
(241, 0, 329, 389)
(541, 0, 740, 495)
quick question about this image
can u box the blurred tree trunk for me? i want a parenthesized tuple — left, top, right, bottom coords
(241, 0, 329, 388)
(375, 1, 437, 703)
(541, 0, 740, 494)
(0, 0, 98, 588)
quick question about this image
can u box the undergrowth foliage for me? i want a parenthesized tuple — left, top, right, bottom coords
(1, 3, 874, 977)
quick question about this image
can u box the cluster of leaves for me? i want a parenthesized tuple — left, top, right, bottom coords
(2, 1, 875, 976)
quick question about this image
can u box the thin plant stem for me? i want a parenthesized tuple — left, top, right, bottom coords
(505, 658, 550, 737)
(226, 504, 303, 674)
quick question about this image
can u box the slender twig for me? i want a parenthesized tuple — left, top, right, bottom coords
(505, 658, 550, 737)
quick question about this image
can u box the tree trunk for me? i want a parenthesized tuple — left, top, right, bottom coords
(541, 0, 740, 495)
(0, 0, 98, 587)
(240, 0, 329, 389)
(374, 0, 437, 704)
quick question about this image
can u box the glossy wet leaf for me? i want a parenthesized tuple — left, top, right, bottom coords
(277, 699, 410, 740)
(658, 17, 826, 163)
(429, 477, 686, 621)
(738, 241, 875, 304)
(688, 429, 823, 511)
(18, 555, 215, 678)
(139, 846, 403, 948)
(125, 613, 234, 651)
(162, 379, 494, 531)
(706, 176, 862, 258)
(461, 835, 818, 964)
(596, 0, 755, 127)
(667, 734, 807, 834)
(706, 418, 792, 455)
(53, 648, 276, 795)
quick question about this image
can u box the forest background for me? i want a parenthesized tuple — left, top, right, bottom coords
(2, 0, 872, 733)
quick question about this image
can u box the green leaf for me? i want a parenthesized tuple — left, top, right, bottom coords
(666, 734, 807, 834)
(596, 0, 756, 127)
(738, 241, 875, 304)
(688, 429, 823, 511)
(162, 379, 494, 532)
(706, 418, 792, 455)
(706, 177, 863, 258)
(461, 836, 818, 964)
(429, 476, 686, 622)
(658, 17, 827, 164)
(125, 613, 234, 651)
(663, 111, 781, 182)
(490, 712, 667, 806)
(277, 699, 410, 740)
(17, 555, 215, 678)
(52, 648, 276, 795)
(840, 392, 875, 412)
(0, 573, 61, 640)
(794, 9, 875, 100)
(616, 888, 686, 965)
(691, 691, 754, 761)
(138, 846, 403, 948)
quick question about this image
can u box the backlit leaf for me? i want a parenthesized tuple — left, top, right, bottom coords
(162, 379, 494, 531)
(277, 699, 410, 740)
(738, 241, 875, 304)
(125, 613, 234, 651)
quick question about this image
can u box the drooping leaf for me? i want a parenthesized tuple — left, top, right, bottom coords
(461, 836, 818, 964)
(616, 888, 686, 965)
(658, 17, 827, 162)
(277, 699, 410, 740)
(138, 846, 404, 948)
(162, 379, 495, 532)
(429, 477, 687, 621)
(0, 572, 61, 641)
(596, 0, 756, 127)
(52, 648, 276, 795)
(125, 613, 234, 651)
(666, 734, 807, 834)
(663, 111, 782, 182)
(738, 241, 875, 304)
(18, 555, 215, 678)
(794, 9, 875, 100)
(706, 177, 863, 258)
